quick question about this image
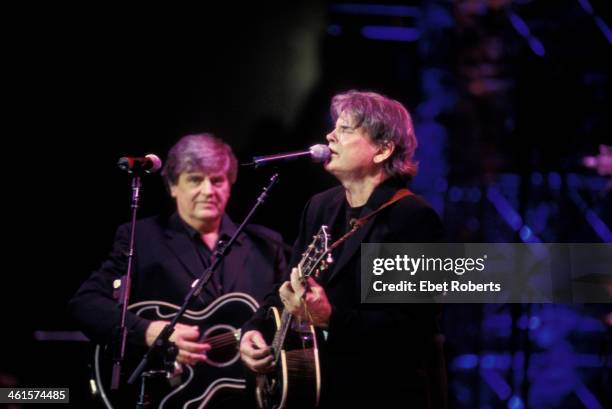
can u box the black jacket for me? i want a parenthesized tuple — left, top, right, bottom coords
(245, 178, 447, 409)
(70, 212, 288, 346)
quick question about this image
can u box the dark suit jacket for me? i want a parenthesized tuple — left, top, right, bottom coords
(70, 212, 288, 346)
(245, 178, 447, 409)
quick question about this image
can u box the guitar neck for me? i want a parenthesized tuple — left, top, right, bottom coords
(271, 308, 293, 360)
(268, 225, 330, 360)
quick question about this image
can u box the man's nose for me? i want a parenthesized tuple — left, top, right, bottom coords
(326, 130, 336, 143)
(199, 178, 213, 195)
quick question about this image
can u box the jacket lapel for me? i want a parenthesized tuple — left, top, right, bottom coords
(164, 216, 204, 280)
(325, 215, 378, 286)
(324, 180, 403, 286)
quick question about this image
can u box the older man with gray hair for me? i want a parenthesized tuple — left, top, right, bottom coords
(241, 91, 447, 409)
(70, 133, 287, 408)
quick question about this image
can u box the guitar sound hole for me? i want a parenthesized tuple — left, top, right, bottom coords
(205, 327, 238, 364)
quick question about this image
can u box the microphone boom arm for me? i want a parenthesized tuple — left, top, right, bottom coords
(243, 144, 330, 168)
(252, 150, 313, 168)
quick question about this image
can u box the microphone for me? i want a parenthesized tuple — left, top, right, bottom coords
(117, 154, 163, 174)
(247, 144, 331, 168)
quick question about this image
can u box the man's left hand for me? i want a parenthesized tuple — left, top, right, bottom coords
(279, 267, 331, 329)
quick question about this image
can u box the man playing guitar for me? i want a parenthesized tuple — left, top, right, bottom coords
(70, 133, 288, 408)
(241, 91, 447, 409)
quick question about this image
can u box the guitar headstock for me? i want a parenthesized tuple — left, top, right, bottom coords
(298, 225, 332, 280)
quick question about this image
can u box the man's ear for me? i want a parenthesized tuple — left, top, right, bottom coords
(373, 141, 395, 164)
(169, 184, 178, 198)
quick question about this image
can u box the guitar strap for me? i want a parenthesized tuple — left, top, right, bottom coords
(329, 188, 413, 252)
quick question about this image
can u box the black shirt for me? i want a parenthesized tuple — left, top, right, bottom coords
(178, 214, 241, 297)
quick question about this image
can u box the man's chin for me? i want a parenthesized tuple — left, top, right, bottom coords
(324, 162, 341, 176)
(194, 210, 221, 222)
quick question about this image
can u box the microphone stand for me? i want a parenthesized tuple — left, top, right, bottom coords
(111, 167, 146, 391)
(127, 173, 280, 407)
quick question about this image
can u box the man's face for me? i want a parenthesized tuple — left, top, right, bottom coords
(171, 170, 231, 227)
(324, 112, 379, 178)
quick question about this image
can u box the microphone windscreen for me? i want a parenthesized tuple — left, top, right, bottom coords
(145, 154, 163, 173)
(309, 144, 331, 163)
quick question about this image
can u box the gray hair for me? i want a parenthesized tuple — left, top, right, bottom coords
(331, 90, 418, 179)
(161, 133, 238, 189)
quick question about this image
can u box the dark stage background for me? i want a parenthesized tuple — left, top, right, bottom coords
(3, 1, 611, 408)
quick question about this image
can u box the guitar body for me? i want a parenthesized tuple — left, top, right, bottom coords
(252, 225, 331, 409)
(255, 307, 321, 409)
(94, 292, 259, 409)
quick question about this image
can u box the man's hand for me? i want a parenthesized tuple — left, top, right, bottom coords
(145, 321, 211, 366)
(279, 267, 331, 329)
(240, 330, 275, 373)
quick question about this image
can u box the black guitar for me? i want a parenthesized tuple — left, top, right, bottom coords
(93, 292, 259, 408)
(256, 226, 332, 409)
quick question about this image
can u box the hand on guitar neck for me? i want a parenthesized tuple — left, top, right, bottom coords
(240, 267, 332, 375)
(145, 320, 212, 366)
(279, 267, 331, 329)
(242, 227, 330, 408)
